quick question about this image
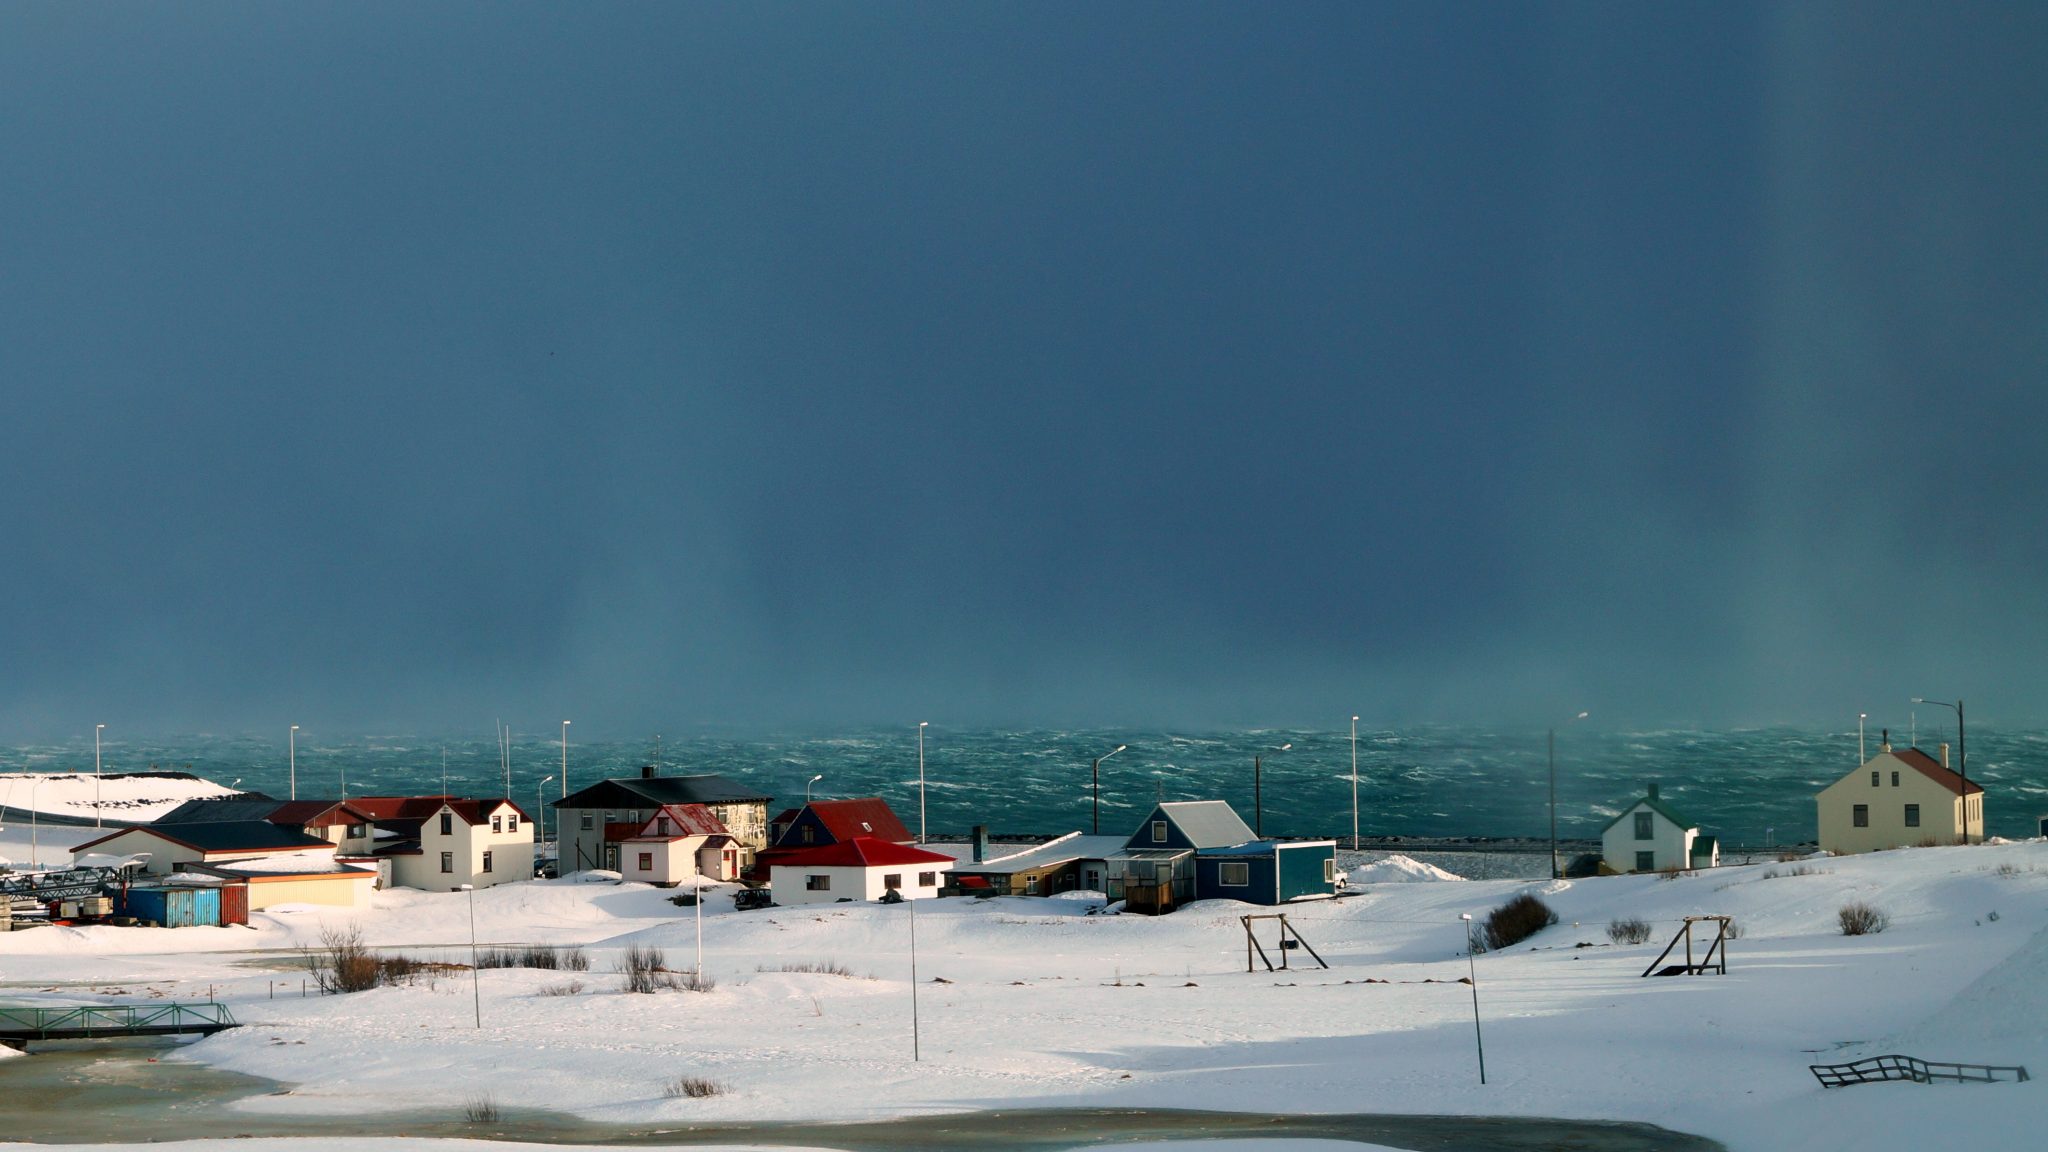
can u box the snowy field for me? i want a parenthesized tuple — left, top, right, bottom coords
(3, 838, 2045, 1152)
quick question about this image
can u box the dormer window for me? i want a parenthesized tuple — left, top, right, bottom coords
(657, 817, 671, 836)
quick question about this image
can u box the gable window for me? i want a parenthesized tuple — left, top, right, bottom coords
(580, 813, 594, 830)
(805, 874, 830, 891)
(1871, 771, 1880, 787)
(491, 815, 502, 833)
(1904, 804, 1920, 828)
(1635, 851, 1654, 872)
(1853, 804, 1869, 828)
(1634, 812, 1653, 840)
(1151, 820, 1168, 843)
(1891, 772, 1900, 787)
(918, 871, 937, 887)
(482, 850, 493, 873)
(1219, 861, 1250, 887)
(801, 826, 815, 843)
(638, 852, 654, 871)
(507, 814, 517, 833)
(440, 851, 454, 873)
(347, 822, 366, 839)
(656, 817, 671, 836)
(440, 813, 454, 836)
(883, 873, 903, 890)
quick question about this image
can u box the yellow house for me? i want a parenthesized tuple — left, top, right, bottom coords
(1817, 740, 1982, 854)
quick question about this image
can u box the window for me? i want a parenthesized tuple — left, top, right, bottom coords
(1635, 851, 1654, 872)
(492, 816, 502, 833)
(801, 826, 815, 843)
(1151, 820, 1168, 843)
(1853, 804, 1869, 828)
(507, 814, 517, 832)
(1025, 876, 1040, 894)
(1219, 861, 1250, 887)
(806, 874, 830, 891)
(638, 852, 653, 871)
(440, 813, 453, 836)
(884, 873, 903, 890)
(482, 850, 493, 873)
(581, 813, 594, 830)
(860, 821, 872, 832)
(1634, 812, 1653, 840)
(439, 852, 453, 873)
(1891, 772, 1900, 787)
(918, 871, 937, 887)
(656, 817, 671, 836)
(1871, 771, 1880, 787)
(1904, 804, 1920, 828)
(347, 822, 366, 839)
(1324, 858, 1336, 883)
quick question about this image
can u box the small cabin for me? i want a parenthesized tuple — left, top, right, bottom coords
(1600, 784, 1713, 873)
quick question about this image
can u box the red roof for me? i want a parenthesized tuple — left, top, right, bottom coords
(268, 800, 376, 828)
(1892, 748, 1985, 796)
(622, 803, 730, 841)
(767, 836, 956, 869)
(800, 798, 914, 845)
(345, 796, 531, 824)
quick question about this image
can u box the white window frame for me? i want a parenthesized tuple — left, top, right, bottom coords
(439, 851, 454, 874)
(1151, 820, 1168, 843)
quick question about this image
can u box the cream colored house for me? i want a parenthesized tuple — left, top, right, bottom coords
(181, 854, 376, 909)
(349, 796, 536, 890)
(1817, 741, 1982, 854)
(72, 821, 338, 875)
(1600, 784, 1716, 873)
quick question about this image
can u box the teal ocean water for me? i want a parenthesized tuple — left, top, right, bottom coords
(4, 726, 2042, 847)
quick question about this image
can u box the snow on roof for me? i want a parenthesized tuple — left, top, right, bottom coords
(179, 851, 371, 877)
(960, 833, 1128, 873)
(0, 771, 247, 823)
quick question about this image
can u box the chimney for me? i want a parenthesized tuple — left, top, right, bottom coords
(1881, 728, 1891, 753)
(641, 764, 656, 780)
(1940, 742, 1951, 770)
(1647, 782, 1659, 800)
(972, 824, 989, 863)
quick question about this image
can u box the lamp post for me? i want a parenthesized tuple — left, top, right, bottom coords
(94, 724, 105, 829)
(289, 725, 300, 801)
(917, 721, 929, 844)
(1549, 711, 1588, 881)
(560, 721, 570, 800)
(1857, 713, 1867, 764)
(907, 892, 921, 1062)
(806, 774, 823, 803)
(30, 773, 46, 869)
(537, 775, 554, 875)
(1460, 913, 1485, 1084)
(1349, 717, 1360, 850)
(459, 884, 480, 1028)
(1911, 697, 1969, 844)
(1254, 743, 1292, 838)
(1092, 744, 1127, 834)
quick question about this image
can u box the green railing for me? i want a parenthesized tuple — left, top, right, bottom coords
(0, 1002, 237, 1036)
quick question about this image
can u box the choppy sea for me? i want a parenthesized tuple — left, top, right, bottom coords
(6, 725, 2042, 850)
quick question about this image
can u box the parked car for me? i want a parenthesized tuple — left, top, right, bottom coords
(733, 887, 773, 911)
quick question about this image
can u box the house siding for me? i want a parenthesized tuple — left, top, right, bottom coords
(1818, 750, 1982, 853)
(1600, 803, 1695, 873)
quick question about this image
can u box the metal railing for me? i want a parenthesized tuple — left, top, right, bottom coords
(0, 1002, 237, 1038)
(1810, 1054, 2029, 1088)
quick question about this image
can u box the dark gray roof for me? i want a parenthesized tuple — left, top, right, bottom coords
(156, 797, 286, 824)
(554, 774, 772, 809)
(83, 820, 331, 854)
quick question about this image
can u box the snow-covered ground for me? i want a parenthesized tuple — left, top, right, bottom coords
(0, 771, 242, 832)
(3, 840, 2045, 1152)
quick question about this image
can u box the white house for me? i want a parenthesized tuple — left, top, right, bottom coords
(1600, 784, 1716, 874)
(554, 770, 773, 876)
(72, 820, 338, 876)
(766, 836, 955, 906)
(1817, 739, 1983, 854)
(350, 796, 535, 890)
(617, 803, 741, 886)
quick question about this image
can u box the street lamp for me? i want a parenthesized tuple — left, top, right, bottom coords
(917, 721, 929, 844)
(1857, 713, 1867, 764)
(290, 725, 300, 801)
(94, 724, 105, 829)
(806, 774, 823, 803)
(560, 721, 571, 800)
(1253, 743, 1291, 838)
(458, 884, 480, 1028)
(30, 773, 47, 869)
(1549, 711, 1588, 880)
(1350, 717, 1360, 850)
(1092, 745, 1127, 834)
(537, 775, 554, 875)
(1912, 697, 1969, 844)
(1460, 913, 1485, 1085)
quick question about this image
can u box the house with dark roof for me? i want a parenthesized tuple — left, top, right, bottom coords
(766, 837, 956, 905)
(1105, 801, 1337, 914)
(71, 820, 338, 876)
(554, 768, 772, 875)
(1818, 736, 1984, 854)
(751, 797, 914, 880)
(1600, 783, 1716, 873)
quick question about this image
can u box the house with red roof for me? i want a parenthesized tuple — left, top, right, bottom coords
(345, 795, 534, 891)
(615, 803, 741, 886)
(1818, 734, 1984, 854)
(765, 836, 956, 905)
(752, 797, 914, 881)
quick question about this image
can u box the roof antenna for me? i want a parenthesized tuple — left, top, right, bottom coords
(441, 746, 448, 796)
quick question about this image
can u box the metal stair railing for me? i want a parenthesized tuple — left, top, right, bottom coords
(1810, 1054, 2030, 1088)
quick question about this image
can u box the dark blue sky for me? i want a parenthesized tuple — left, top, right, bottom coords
(3, 4, 2045, 737)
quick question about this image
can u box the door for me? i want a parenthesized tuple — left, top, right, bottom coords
(603, 843, 621, 871)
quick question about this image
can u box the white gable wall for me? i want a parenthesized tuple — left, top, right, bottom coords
(1601, 803, 1696, 873)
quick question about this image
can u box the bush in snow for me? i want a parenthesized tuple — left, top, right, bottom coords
(537, 981, 584, 997)
(1838, 901, 1889, 936)
(1607, 917, 1653, 945)
(759, 960, 856, 977)
(463, 1094, 501, 1123)
(1483, 892, 1559, 951)
(477, 944, 587, 971)
(620, 944, 672, 993)
(663, 1075, 727, 1099)
(306, 924, 380, 994)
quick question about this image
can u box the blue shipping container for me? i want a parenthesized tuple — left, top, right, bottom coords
(116, 886, 222, 928)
